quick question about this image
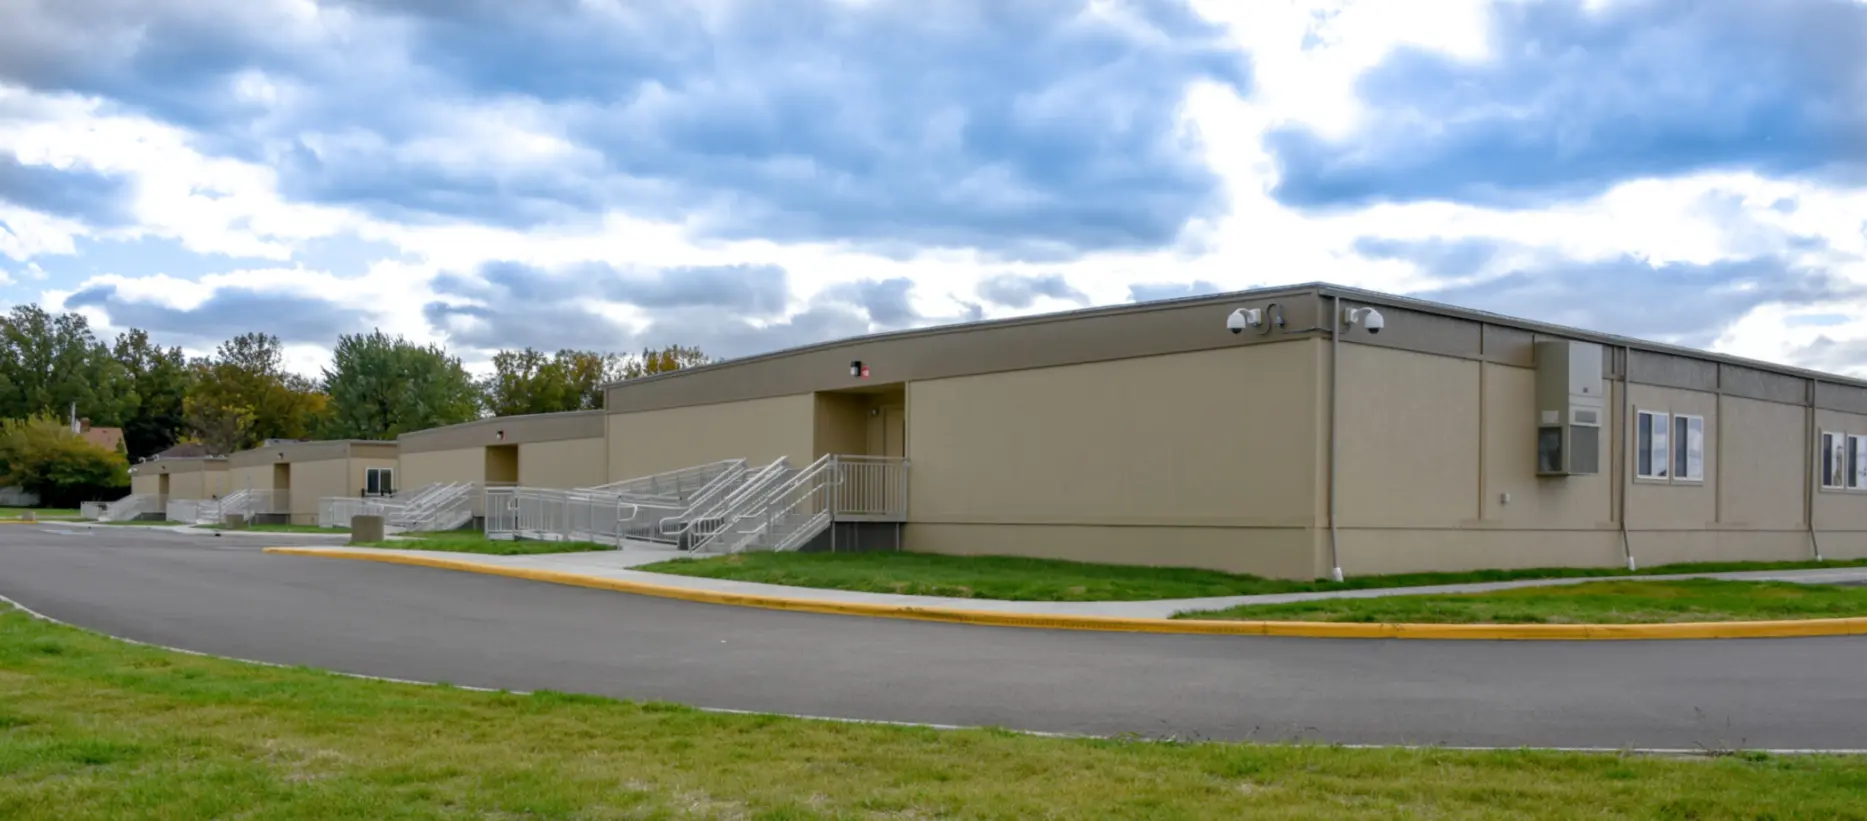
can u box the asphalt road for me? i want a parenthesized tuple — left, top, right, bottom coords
(4, 525, 1866, 750)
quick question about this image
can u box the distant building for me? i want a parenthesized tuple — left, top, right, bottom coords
(73, 418, 126, 454)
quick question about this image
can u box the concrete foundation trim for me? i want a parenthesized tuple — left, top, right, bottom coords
(263, 547, 1867, 641)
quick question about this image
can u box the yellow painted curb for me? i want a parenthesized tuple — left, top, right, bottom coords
(262, 547, 1867, 641)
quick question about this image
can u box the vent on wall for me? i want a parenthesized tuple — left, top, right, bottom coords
(1534, 340, 1606, 477)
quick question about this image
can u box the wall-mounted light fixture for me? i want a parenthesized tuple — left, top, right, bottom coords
(850, 360, 870, 379)
(496, 430, 506, 441)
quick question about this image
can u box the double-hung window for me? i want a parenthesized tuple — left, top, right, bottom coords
(1672, 414, 1705, 482)
(1636, 410, 1670, 480)
(1821, 432, 1847, 490)
(1837, 436, 1867, 488)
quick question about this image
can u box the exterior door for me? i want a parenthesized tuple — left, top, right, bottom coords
(846, 405, 906, 518)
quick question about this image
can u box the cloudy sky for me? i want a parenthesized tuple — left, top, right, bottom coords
(1, 0, 1864, 376)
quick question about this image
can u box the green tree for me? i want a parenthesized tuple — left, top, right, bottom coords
(111, 329, 193, 462)
(0, 416, 130, 507)
(0, 305, 130, 427)
(616, 344, 714, 381)
(184, 333, 328, 453)
(481, 348, 622, 417)
(319, 329, 482, 439)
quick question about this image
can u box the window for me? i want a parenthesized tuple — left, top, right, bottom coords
(1849, 435, 1867, 491)
(1636, 410, 1669, 479)
(1672, 414, 1705, 482)
(365, 467, 394, 497)
(1822, 432, 1846, 490)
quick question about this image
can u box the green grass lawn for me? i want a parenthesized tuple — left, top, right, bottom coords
(1178, 579, 1867, 624)
(4, 605, 1865, 819)
(0, 507, 81, 520)
(204, 523, 348, 534)
(348, 529, 612, 556)
(633, 550, 1867, 602)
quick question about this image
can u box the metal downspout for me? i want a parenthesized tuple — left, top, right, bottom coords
(1328, 295, 1344, 582)
(1619, 345, 1635, 571)
(1810, 379, 1825, 562)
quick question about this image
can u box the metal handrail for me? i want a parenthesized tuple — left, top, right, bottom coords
(687, 456, 813, 553)
(724, 459, 842, 553)
(662, 458, 784, 538)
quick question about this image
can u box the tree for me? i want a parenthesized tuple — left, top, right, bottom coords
(0, 416, 130, 507)
(320, 329, 482, 439)
(480, 348, 622, 417)
(0, 304, 130, 427)
(111, 329, 193, 462)
(184, 333, 329, 453)
(616, 344, 714, 381)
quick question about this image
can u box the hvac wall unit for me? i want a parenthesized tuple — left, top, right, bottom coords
(1534, 340, 1606, 476)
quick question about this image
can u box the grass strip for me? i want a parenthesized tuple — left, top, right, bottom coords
(347, 529, 611, 556)
(1178, 579, 1867, 623)
(3, 604, 1866, 819)
(204, 524, 348, 534)
(635, 551, 1867, 602)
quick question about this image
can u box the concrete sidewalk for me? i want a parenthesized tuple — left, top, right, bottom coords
(288, 546, 1867, 619)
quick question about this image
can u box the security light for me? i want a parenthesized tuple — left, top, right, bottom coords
(1343, 306, 1385, 334)
(1226, 308, 1262, 334)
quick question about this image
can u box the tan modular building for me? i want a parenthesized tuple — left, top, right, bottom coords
(397, 410, 609, 492)
(129, 455, 230, 502)
(601, 282, 1867, 579)
(226, 440, 400, 525)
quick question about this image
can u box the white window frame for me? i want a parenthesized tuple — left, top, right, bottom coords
(1672, 414, 1706, 483)
(365, 467, 395, 497)
(1635, 409, 1670, 480)
(1821, 431, 1847, 490)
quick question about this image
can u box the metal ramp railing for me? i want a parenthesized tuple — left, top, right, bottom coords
(584, 459, 747, 500)
(168, 498, 226, 525)
(482, 455, 909, 551)
(93, 493, 164, 522)
(484, 460, 758, 546)
(318, 482, 475, 531)
(708, 455, 910, 554)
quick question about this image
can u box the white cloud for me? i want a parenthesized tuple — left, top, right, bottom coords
(0, 0, 1861, 380)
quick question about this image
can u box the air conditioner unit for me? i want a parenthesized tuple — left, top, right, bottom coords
(1534, 340, 1606, 476)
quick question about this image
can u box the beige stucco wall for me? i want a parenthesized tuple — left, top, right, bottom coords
(399, 448, 487, 490)
(288, 458, 348, 524)
(1811, 408, 1867, 559)
(179, 467, 231, 501)
(132, 460, 230, 501)
(1332, 346, 1625, 574)
(349, 457, 399, 497)
(1333, 344, 1823, 574)
(518, 437, 608, 489)
(607, 394, 817, 481)
(227, 465, 269, 495)
(902, 341, 1324, 578)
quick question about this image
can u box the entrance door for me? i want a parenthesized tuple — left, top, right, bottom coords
(273, 463, 292, 519)
(866, 406, 907, 458)
(845, 405, 907, 517)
